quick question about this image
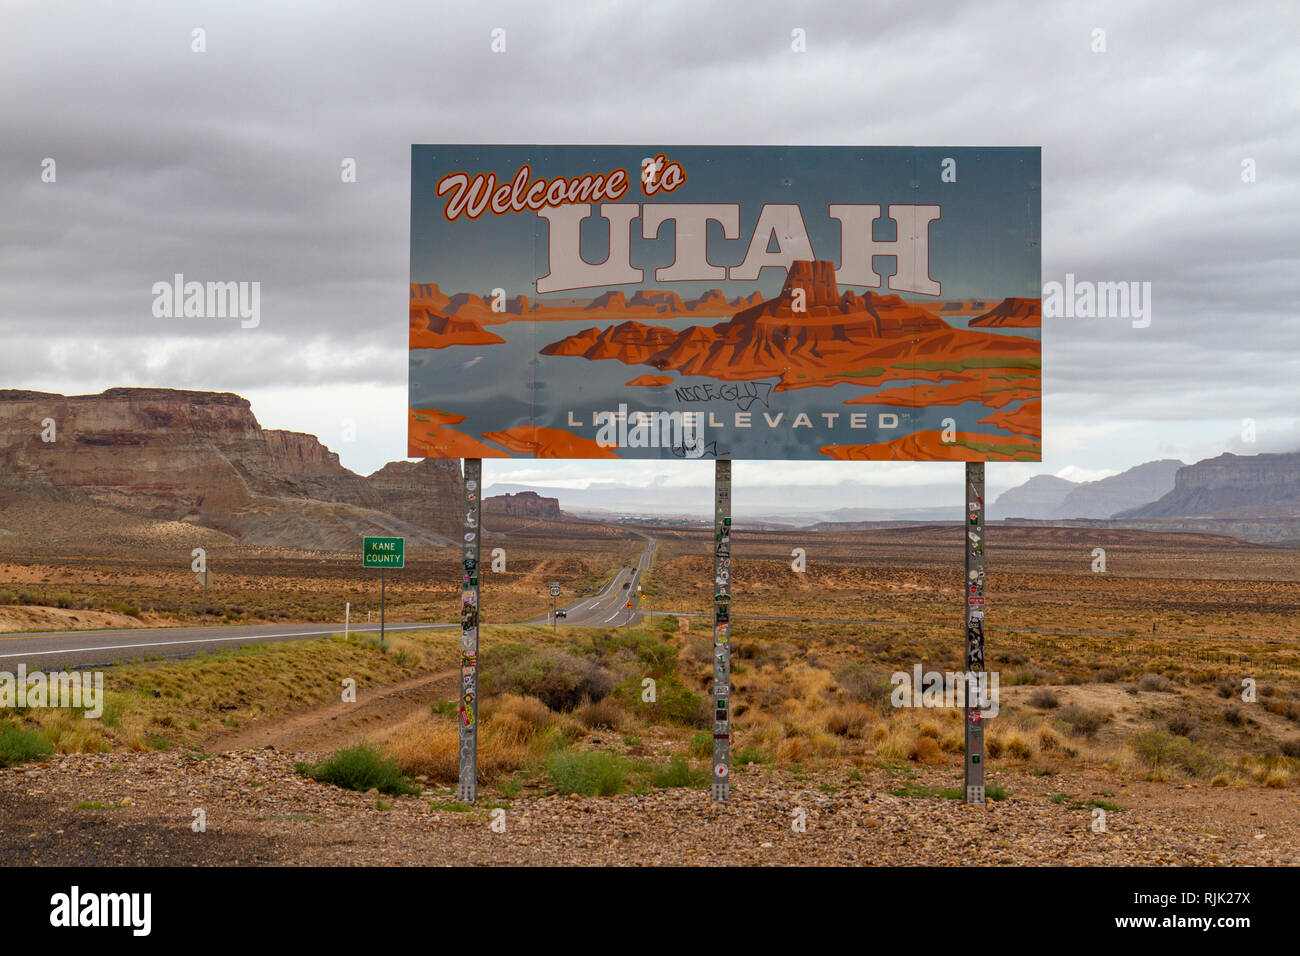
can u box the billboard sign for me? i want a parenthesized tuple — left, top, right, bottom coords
(409, 146, 1040, 461)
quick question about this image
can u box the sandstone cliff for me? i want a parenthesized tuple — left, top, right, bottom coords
(0, 388, 460, 550)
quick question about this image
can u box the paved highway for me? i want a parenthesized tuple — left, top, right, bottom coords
(0, 622, 455, 671)
(528, 534, 655, 628)
(0, 535, 658, 669)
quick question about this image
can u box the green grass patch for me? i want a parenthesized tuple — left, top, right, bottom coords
(295, 744, 422, 796)
(429, 800, 474, 812)
(732, 746, 773, 766)
(890, 781, 1010, 801)
(646, 756, 707, 789)
(0, 722, 52, 767)
(1130, 729, 1223, 778)
(545, 750, 630, 796)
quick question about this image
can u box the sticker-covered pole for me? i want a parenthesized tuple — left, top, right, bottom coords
(964, 461, 987, 805)
(711, 459, 732, 803)
(458, 458, 482, 803)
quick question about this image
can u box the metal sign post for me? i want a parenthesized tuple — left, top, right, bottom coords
(458, 459, 482, 804)
(711, 460, 732, 803)
(964, 461, 987, 805)
(196, 568, 209, 624)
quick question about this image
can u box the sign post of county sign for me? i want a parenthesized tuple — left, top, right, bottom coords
(362, 536, 405, 569)
(409, 145, 1041, 462)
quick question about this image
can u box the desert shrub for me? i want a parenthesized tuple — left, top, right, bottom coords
(825, 704, 873, 738)
(615, 673, 706, 728)
(1130, 729, 1221, 778)
(483, 644, 614, 712)
(833, 662, 893, 710)
(585, 630, 677, 672)
(658, 615, 679, 633)
(494, 694, 554, 730)
(1279, 738, 1300, 759)
(648, 756, 707, 789)
(295, 744, 421, 796)
(1095, 665, 1129, 683)
(486, 712, 534, 748)
(1137, 673, 1173, 692)
(996, 730, 1034, 760)
(545, 750, 629, 796)
(1027, 688, 1060, 709)
(1166, 715, 1196, 738)
(1262, 768, 1291, 788)
(1037, 725, 1062, 753)
(384, 713, 534, 783)
(1007, 668, 1052, 686)
(0, 723, 51, 767)
(1059, 705, 1105, 738)
(575, 696, 625, 731)
(907, 736, 944, 765)
(684, 635, 713, 664)
(1224, 707, 1243, 726)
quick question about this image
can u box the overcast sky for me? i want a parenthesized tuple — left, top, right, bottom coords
(2, 0, 1296, 515)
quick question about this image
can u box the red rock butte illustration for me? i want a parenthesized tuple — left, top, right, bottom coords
(409, 260, 1042, 459)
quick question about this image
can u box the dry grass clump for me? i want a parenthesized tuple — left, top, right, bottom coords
(906, 736, 945, 765)
(988, 729, 1033, 760)
(1058, 705, 1106, 738)
(494, 693, 554, 731)
(1037, 725, 1063, 753)
(832, 662, 894, 712)
(823, 703, 874, 738)
(575, 696, 626, 731)
(1137, 672, 1174, 692)
(381, 695, 578, 783)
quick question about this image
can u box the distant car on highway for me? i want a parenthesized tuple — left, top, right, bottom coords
(622, 581, 630, 590)
(555, 609, 567, 619)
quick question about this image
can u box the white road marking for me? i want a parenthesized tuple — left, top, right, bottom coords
(0, 623, 452, 659)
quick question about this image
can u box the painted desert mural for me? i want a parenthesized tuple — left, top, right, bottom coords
(408, 262, 1041, 461)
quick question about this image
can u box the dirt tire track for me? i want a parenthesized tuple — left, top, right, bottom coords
(207, 668, 458, 753)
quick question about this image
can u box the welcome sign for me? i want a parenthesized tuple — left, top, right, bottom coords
(409, 145, 1041, 461)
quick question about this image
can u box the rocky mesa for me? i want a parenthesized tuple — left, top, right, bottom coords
(483, 490, 563, 518)
(0, 388, 463, 551)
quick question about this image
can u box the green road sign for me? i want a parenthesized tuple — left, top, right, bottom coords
(363, 536, 405, 568)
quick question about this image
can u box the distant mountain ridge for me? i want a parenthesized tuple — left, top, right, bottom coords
(1119, 451, 1300, 519)
(992, 459, 1184, 519)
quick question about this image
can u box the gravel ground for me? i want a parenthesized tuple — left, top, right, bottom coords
(1, 750, 1294, 866)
